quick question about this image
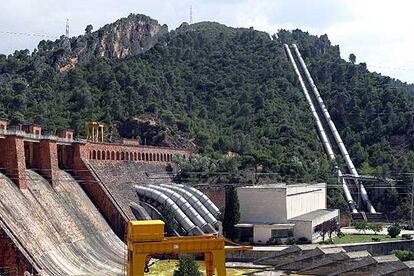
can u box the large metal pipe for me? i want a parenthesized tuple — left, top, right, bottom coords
(175, 184, 221, 218)
(135, 185, 203, 235)
(147, 185, 216, 233)
(291, 44, 376, 213)
(161, 184, 220, 228)
(284, 44, 358, 213)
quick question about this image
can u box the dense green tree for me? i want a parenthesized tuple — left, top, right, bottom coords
(223, 186, 240, 240)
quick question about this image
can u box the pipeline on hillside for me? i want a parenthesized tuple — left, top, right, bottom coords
(284, 44, 358, 213)
(291, 44, 376, 214)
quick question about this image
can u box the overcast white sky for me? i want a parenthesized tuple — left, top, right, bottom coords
(1, 0, 413, 83)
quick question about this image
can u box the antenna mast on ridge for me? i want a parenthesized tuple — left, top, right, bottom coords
(65, 18, 70, 37)
(189, 6, 193, 24)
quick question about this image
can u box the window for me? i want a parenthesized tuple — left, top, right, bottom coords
(271, 229, 293, 238)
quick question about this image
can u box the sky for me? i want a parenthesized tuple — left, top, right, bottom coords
(1, 0, 413, 83)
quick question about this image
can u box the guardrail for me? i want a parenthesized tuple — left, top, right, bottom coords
(0, 129, 76, 143)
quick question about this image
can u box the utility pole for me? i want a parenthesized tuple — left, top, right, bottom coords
(411, 176, 414, 228)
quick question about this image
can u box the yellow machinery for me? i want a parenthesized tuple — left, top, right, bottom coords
(86, 122, 105, 142)
(127, 220, 252, 276)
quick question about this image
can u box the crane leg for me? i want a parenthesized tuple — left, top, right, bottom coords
(205, 252, 214, 276)
(212, 250, 226, 276)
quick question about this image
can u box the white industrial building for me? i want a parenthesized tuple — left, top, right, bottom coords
(236, 183, 339, 243)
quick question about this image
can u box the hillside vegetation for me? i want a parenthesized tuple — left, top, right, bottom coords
(1, 16, 414, 215)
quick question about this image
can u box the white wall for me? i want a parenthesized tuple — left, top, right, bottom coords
(253, 226, 272, 243)
(238, 187, 287, 223)
(286, 185, 326, 219)
(293, 221, 313, 240)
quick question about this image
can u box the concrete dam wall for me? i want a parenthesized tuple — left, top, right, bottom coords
(0, 169, 125, 275)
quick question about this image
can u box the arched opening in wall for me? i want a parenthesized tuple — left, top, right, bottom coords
(156, 153, 160, 161)
(149, 153, 153, 161)
(170, 154, 173, 162)
(160, 154, 164, 162)
(111, 151, 115, 160)
(23, 141, 36, 168)
(146, 153, 149, 161)
(130, 152, 133, 160)
(93, 150, 96, 160)
(138, 152, 141, 161)
(182, 154, 186, 160)
(126, 152, 129, 160)
(107, 151, 110, 160)
(89, 151, 92, 159)
(166, 154, 169, 162)
(57, 145, 72, 169)
(164, 154, 167, 162)
(97, 151, 101, 160)
(121, 152, 125, 160)
(134, 152, 137, 161)
(102, 151, 106, 160)
(116, 152, 120, 160)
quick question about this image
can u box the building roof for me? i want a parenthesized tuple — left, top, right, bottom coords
(288, 209, 338, 222)
(239, 183, 326, 190)
(235, 223, 295, 229)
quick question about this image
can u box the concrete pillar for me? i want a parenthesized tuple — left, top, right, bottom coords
(0, 136, 27, 189)
(37, 139, 59, 184)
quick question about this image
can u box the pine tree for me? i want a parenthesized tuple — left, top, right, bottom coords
(173, 255, 202, 276)
(223, 186, 240, 240)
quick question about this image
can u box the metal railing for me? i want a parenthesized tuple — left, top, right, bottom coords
(0, 129, 75, 143)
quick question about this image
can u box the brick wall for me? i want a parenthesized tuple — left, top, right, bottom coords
(0, 136, 27, 189)
(71, 143, 128, 239)
(81, 142, 192, 163)
(0, 225, 40, 275)
(33, 140, 59, 183)
(199, 186, 226, 211)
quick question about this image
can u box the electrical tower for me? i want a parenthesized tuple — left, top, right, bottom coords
(65, 19, 70, 37)
(189, 6, 193, 24)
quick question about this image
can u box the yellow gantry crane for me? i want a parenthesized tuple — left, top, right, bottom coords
(127, 220, 252, 276)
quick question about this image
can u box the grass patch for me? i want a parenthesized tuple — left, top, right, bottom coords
(332, 234, 399, 244)
(146, 260, 260, 276)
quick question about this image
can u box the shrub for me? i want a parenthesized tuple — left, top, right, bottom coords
(402, 234, 413, 240)
(368, 223, 383, 235)
(353, 221, 368, 233)
(388, 224, 401, 238)
(337, 231, 345, 238)
(296, 237, 311, 244)
(266, 237, 282, 245)
(174, 255, 202, 276)
(371, 237, 381, 242)
(393, 250, 414, 261)
(286, 237, 296, 245)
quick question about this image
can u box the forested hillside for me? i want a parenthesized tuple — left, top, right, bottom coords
(1, 15, 414, 215)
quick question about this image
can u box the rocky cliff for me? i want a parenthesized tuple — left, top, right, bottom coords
(38, 14, 168, 71)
